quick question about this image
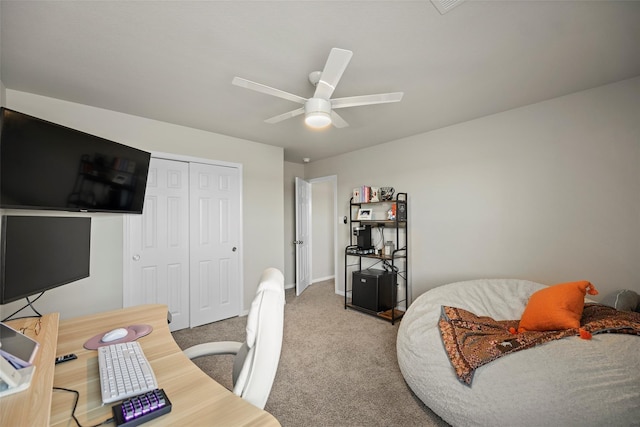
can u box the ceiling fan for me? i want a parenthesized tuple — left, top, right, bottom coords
(232, 48, 403, 129)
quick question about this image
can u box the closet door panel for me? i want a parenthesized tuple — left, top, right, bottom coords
(189, 163, 241, 327)
(124, 158, 190, 331)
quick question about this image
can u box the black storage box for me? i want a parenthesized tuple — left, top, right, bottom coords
(352, 269, 396, 312)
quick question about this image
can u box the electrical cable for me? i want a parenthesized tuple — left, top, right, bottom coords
(377, 226, 385, 250)
(53, 387, 114, 427)
(382, 259, 399, 273)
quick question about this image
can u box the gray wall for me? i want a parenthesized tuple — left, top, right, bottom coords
(311, 179, 334, 282)
(305, 77, 640, 301)
(0, 6, 4, 107)
(1, 90, 285, 320)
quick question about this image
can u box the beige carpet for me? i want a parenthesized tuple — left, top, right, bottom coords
(172, 279, 449, 427)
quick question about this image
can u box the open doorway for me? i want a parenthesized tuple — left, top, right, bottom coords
(293, 175, 338, 296)
(309, 177, 336, 283)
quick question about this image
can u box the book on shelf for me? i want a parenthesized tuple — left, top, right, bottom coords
(362, 186, 370, 203)
(353, 185, 377, 203)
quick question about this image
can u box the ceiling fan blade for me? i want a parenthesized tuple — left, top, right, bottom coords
(330, 110, 349, 128)
(232, 77, 307, 105)
(313, 48, 353, 100)
(264, 107, 305, 124)
(331, 92, 404, 109)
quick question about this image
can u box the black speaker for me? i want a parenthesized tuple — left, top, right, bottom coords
(397, 202, 407, 221)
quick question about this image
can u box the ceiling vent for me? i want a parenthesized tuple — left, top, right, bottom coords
(431, 0, 465, 15)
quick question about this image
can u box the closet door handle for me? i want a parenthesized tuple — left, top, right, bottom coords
(232, 247, 237, 252)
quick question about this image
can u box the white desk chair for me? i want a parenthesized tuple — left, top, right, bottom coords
(184, 268, 285, 409)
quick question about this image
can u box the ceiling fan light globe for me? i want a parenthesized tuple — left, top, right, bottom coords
(304, 98, 332, 129)
(305, 111, 331, 128)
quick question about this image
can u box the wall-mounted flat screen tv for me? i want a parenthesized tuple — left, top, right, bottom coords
(0, 107, 151, 213)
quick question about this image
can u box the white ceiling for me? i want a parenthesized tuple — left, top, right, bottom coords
(2, 1, 639, 163)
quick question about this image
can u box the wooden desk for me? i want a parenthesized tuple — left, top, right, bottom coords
(3, 305, 280, 426)
(1, 313, 59, 426)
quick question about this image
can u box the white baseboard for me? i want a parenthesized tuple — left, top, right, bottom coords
(285, 275, 334, 291)
(312, 275, 334, 283)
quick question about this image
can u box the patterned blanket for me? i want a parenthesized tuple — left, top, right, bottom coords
(438, 303, 640, 386)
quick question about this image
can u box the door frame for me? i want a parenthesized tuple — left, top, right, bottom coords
(123, 151, 245, 314)
(308, 175, 338, 295)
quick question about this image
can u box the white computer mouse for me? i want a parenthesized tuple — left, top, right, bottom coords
(101, 328, 129, 343)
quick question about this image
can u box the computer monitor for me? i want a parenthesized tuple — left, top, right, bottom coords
(0, 215, 91, 305)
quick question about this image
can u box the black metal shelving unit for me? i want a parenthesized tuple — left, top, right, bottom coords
(344, 192, 408, 324)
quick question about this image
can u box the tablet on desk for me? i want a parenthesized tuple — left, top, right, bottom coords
(0, 322, 40, 369)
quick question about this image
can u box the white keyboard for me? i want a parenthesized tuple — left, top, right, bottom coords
(97, 341, 158, 404)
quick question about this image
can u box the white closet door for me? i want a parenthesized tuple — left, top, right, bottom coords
(124, 158, 190, 331)
(189, 162, 241, 327)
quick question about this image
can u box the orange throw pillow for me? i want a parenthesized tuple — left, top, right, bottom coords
(518, 281, 599, 332)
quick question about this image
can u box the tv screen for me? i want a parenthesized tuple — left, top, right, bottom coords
(0, 216, 91, 305)
(0, 107, 151, 213)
